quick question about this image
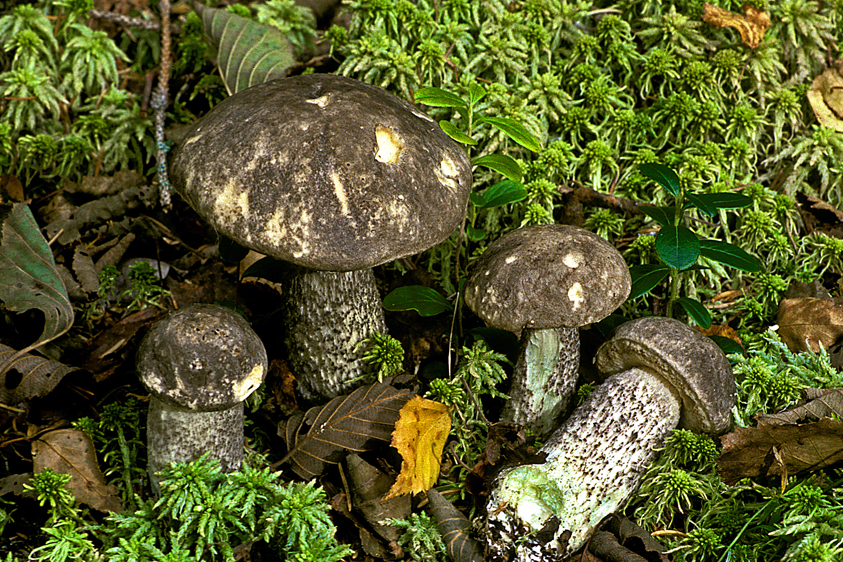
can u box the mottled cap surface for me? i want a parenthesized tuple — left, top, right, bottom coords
(136, 304, 267, 411)
(464, 224, 631, 332)
(170, 74, 472, 271)
(594, 316, 736, 434)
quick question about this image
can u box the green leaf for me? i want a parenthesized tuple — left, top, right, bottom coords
(628, 264, 671, 299)
(640, 162, 681, 197)
(0, 203, 74, 370)
(656, 225, 700, 270)
(676, 297, 712, 329)
(383, 286, 451, 316)
(473, 154, 522, 182)
(194, 3, 296, 95)
(479, 117, 542, 153)
(689, 192, 753, 211)
(474, 180, 528, 209)
(699, 239, 760, 272)
(466, 225, 486, 241)
(469, 192, 486, 207)
(414, 87, 468, 108)
(685, 193, 719, 217)
(468, 83, 486, 105)
(710, 335, 745, 355)
(438, 120, 476, 145)
(639, 205, 676, 227)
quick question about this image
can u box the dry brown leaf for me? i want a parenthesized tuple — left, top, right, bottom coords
(717, 419, 843, 484)
(346, 453, 411, 548)
(0, 343, 77, 404)
(756, 388, 843, 425)
(701, 2, 771, 48)
(695, 324, 742, 346)
(386, 396, 451, 498)
(427, 489, 484, 562)
(807, 66, 843, 132)
(777, 297, 843, 353)
(32, 429, 122, 512)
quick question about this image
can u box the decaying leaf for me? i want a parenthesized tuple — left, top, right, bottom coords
(807, 65, 843, 133)
(0, 203, 74, 375)
(386, 396, 451, 498)
(756, 388, 843, 425)
(32, 429, 123, 512)
(588, 515, 669, 562)
(427, 489, 484, 562)
(0, 343, 77, 404)
(279, 381, 415, 480)
(717, 418, 843, 484)
(777, 297, 843, 353)
(701, 2, 770, 49)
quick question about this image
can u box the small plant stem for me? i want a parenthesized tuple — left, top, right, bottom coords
(154, 0, 172, 208)
(115, 426, 137, 510)
(666, 267, 679, 318)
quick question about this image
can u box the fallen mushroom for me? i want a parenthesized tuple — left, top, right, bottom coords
(169, 74, 472, 401)
(485, 316, 736, 559)
(464, 224, 630, 438)
(136, 304, 267, 492)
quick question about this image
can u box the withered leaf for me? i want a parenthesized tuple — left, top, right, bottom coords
(427, 489, 484, 562)
(807, 66, 843, 132)
(701, 2, 770, 49)
(777, 297, 843, 353)
(0, 343, 77, 404)
(386, 396, 451, 498)
(279, 381, 415, 480)
(32, 429, 122, 512)
(756, 388, 843, 425)
(346, 453, 411, 546)
(717, 418, 843, 484)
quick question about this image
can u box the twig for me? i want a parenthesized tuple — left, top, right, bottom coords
(88, 8, 161, 30)
(153, 0, 173, 208)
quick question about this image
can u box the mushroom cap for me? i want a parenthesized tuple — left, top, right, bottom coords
(594, 316, 735, 434)
(169, 74, 472, 271)
(463, 224, 631, 332)
(136, 304, 268, 411)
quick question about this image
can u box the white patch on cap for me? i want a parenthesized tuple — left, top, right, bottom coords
(213, 179, 250, 225)
(568, 282, 584, 310)
(184, 133, 203, 146)
(375, 125, 404, 163)
(306, 94, 330, 108)
(435, 153, 459, 189)
(505, 255, 518, 264)
(233, 364, 264, 401)
(562, 253, 581, 268)
(411, 108, 435, 123)
(331, 171, 350, 215)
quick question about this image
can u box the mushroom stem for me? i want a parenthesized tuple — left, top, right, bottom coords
(500, 327, 579, 439)
(281, 267, 387, 401)
(486, 368, 681, 558)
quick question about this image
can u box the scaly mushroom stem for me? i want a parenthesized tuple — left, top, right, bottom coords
(486, 368, 680, 560)
(500, 327, 579, 439)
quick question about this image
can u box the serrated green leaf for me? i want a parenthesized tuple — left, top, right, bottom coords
(195, 3, 296, 95)
(473, 154, 522, 182)
(699, 239, 760, 272)
(466, 225, 486, 241)
(676, 297, 712, 329)
(689, 192, 753, 211)
(479, 117, 542, 153)
(468, 83, 486, 105)
(639, 205, 676, 227)
(474, 180, 528, 209)
(656, 225, 700, 270)
(439, 120, 476, 145)
(383, 286, 451, 316)
(629, 264, 671, 299)
(640, 162, 681, 197)
(414, 87, 468, 108)
(685, 192, 719, 217)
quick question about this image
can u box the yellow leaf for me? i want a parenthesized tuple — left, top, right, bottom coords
(701, 2, 770, 49)
(386, 396, 451, 498)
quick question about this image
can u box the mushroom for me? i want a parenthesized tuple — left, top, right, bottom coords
(136, 304, 267, 491)
(485, 316, 736, 558)
(463, 224, 630, 438)
(169, 74, 472, 401)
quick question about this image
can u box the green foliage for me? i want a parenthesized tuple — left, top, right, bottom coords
(358, 332, 405, 382)
(23, 468, 77, 524)
(255, 0, 317, 55)
(385, 511, 446, 561)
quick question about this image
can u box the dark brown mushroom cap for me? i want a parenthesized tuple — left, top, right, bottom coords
(464, 225, 631, 332)
(169, 74, 472, 271)
(594, 316, 736, 434)
(136, 304, 267, 411)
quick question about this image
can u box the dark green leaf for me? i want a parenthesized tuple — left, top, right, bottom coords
(656, 225, 700, 270)
(473, 154, 522, 182)
(639, 205, 676, 227)
(439, 120, 476, 145)
(469, 192, 486, 207)
(414, 87, 468, 108)
(676, 297, 712, 329)
(699, 239, 760, 272)
(691, 193, 752, 211)
(685, 193, 719, 217)
(629, 264, 671, 299)
(640, 163, 681, 197)
(466, 226, 486, 241)
(710, 335, 745, 356)
(383, 286, 451, 316)
(194, 3, 295, 95)
(479, 117, 542, 153)
(474, 180, 528, 209)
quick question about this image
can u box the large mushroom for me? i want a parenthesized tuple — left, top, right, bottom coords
(464, 224, 630, 438)
(485, 316, 736, 559)
(136, 304, 267, 492)
(169, 74, 472, 401)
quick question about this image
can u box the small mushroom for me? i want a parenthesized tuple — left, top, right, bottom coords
(485, 316, 736, 558)
(464, 224, 630, 438)
(136, 304, 267, 491)
(169, 74, 472, 401)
